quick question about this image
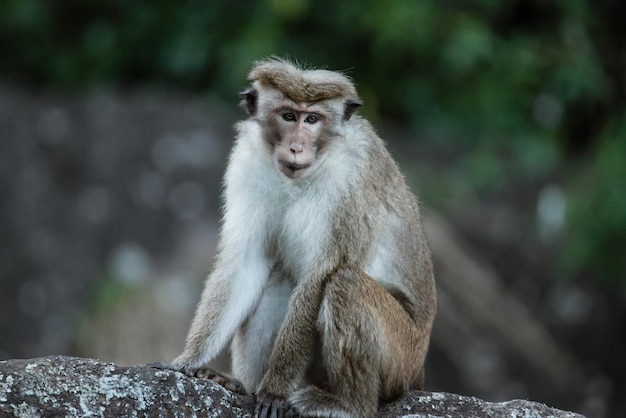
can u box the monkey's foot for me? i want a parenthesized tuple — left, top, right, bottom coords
(255, 390, 288, 418)
(148, 362, 245, 395)
(288, 386, 363, 418)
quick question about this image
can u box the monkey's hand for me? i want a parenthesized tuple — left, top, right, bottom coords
(148, 362, 246, 395)
(255, 390, 289, 418)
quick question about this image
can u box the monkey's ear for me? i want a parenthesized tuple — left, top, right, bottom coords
(343, 98, 363, 121)
(239, 87, 258, 116)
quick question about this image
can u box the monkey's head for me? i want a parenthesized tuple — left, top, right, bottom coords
(240, 57, 362, 180)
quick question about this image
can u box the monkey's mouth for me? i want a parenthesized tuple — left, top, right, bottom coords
(278, 159, 312, 173)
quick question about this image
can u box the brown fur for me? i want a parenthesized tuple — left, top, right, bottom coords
(166, 58, 436, 418)
(249, 57, 358, 102)
(253, 62, 436, 418)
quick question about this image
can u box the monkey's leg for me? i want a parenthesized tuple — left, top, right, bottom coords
(289, 266, 426, 418)
(232, 275, 292, 393)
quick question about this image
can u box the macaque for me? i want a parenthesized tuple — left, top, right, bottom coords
(162, 57, 437, 418)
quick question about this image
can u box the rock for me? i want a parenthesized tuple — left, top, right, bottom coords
(378, 392, 585, 418)
(0, 356, 585, 418)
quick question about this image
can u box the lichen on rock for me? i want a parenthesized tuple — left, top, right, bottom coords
(0, 356, 585, 418)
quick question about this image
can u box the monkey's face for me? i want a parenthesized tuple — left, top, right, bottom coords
(239, 79, 361, 181)
(266, 106, 331, 180)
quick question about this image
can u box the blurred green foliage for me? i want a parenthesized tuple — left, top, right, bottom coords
(1, 0, 624, 283)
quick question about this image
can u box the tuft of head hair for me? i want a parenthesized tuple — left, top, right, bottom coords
(248, 57, 358, 103)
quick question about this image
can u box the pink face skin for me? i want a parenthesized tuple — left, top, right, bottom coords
(269, 106, 329, 179)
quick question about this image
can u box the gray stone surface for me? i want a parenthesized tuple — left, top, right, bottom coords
(0, 356, 585, 418)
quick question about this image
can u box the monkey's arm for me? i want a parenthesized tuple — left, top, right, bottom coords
(151, 248, 269, 394)
(255, 266, 331, 416)
(172, 131, 276, 372)
(172, 253, 270, 373)
(173, 191, 273, 373)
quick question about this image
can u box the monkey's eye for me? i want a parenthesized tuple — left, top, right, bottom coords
(304, 114, 319, 124)
(282, 112, 297, 122)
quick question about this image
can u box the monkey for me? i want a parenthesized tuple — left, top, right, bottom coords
(158, 57, 437, 418)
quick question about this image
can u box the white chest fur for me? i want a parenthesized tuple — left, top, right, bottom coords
(224, 121, 349, 282)
(274, 183, 334, 279)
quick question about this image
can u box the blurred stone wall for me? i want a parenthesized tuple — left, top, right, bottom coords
(0, 83, 234, 360)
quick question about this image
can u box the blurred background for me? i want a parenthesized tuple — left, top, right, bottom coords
(0, 1, 624, 417)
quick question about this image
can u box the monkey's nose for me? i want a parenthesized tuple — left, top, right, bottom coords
(290, 143, 304, 153)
